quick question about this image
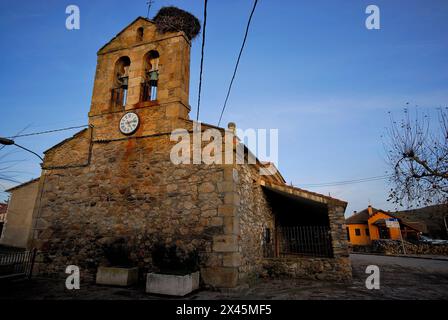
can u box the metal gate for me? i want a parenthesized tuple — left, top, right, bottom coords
(263, 226, 333, 258)
(0, 248, 37, 280)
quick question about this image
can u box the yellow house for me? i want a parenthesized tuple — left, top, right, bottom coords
(345, 206, 421, 245)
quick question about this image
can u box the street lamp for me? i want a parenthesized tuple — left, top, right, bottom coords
(0, 137, 44, 162)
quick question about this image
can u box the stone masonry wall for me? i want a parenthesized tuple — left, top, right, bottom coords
(351, 239, 448, 256)
(90, 19, 191, 117)
(325, 205, 352, 281)
(236, 163, 274, 282)
(262, 257, 352, 282)
(33, 132, 241, 286)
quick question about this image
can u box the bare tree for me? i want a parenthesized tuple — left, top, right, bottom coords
(0, 150, 24, 200)
(0, 126, 33, 201)
(0, 150, 34, 205)
(384, 107, 448, 207)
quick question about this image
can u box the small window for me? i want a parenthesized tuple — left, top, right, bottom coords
(136, 27, 144, 42)
(365, 228, 370, 236)
(346, 227, 350, 241)
(355, 228, 361, 236)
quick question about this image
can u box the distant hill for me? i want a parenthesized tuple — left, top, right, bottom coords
(393, 204, 448, 239)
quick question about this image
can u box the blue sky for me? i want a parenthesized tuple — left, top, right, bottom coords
(0, 0, 447, 216)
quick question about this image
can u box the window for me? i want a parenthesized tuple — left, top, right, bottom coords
(365, 228, 370, 236)
(112, 56, 131, 108)
(141, 50, 160, 102)
(136, 27, 144, 42)
(355, 228, 361, 236)
(379, 226, 390, 239)
(346, 227, 350, 241)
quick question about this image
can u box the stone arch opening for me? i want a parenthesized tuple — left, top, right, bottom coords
(141, 50, 160, 102)
(112, 56, 131, 108)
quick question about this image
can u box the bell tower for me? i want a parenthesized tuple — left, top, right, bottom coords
(88, 17, 192, 140)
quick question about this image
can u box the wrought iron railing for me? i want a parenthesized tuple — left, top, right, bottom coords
(263, 226, 333, 258)
(0, 248, 37, 280)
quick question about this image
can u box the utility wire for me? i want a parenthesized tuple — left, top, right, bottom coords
(6, 125, 89, 139)
(196, 0, 208, 121)
(299, 175, 392, 188)
(301, 175, 391, 187)
(218, 0, 259, 126)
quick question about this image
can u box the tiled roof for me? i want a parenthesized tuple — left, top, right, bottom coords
(345, 209, 370, 225)
(345, 206, 426, 232)
(261, 181, 347, 207)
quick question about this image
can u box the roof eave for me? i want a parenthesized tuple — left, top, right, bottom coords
(5, 178, 40, 192)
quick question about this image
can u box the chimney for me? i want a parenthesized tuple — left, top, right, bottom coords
(227, 122, 236, 134)
(368, 205, 373, 216)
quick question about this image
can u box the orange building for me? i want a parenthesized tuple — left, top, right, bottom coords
(345, 206, 422, 245)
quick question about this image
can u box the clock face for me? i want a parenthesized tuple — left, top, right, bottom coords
(119, 112, 139, 135)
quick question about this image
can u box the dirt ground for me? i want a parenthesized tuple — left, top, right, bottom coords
(1, 254, 447, 300)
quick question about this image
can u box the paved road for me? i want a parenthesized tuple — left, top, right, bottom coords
(350, 254, 448, 273)
(1, 254, 447, 300)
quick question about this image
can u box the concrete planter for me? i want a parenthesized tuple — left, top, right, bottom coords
(96, 266, 138, 286)
(146, 271, 200, 296)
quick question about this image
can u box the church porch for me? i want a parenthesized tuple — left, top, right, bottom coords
(260, 182, 352, 282)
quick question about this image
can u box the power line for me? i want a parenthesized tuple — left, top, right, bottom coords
(196, 0, 208, 121)
(6, 125, 89, 139)
(218, 0, 259, 126)
(300, 175, 392, 187)
(298, 175, 392, 188)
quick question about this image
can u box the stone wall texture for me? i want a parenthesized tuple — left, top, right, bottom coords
(351, 240, 448, 256)
(237, 163, 274, 282)
(90, 18, 191, 117)
(262, 257, 352, 282)
(34, 132, 230, 282)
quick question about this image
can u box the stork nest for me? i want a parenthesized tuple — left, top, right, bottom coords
(153, 6, 201, 40)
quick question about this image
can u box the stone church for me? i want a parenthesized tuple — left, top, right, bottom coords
(12, 15, 351, 287)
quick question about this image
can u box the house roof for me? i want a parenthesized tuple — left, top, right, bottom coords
(345, 209, 370, 225)
(0, 203, 7, 214)
(5, 178, 40, 192)
(261, 181, 347, 208)
(373, 211, 423, 232)
(405, 221, 427, 232)
(345, 207, 383, 224)
(43, 128, 88, 154)
(345, 206, 424, 232)
(178, 118, 287, 184)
